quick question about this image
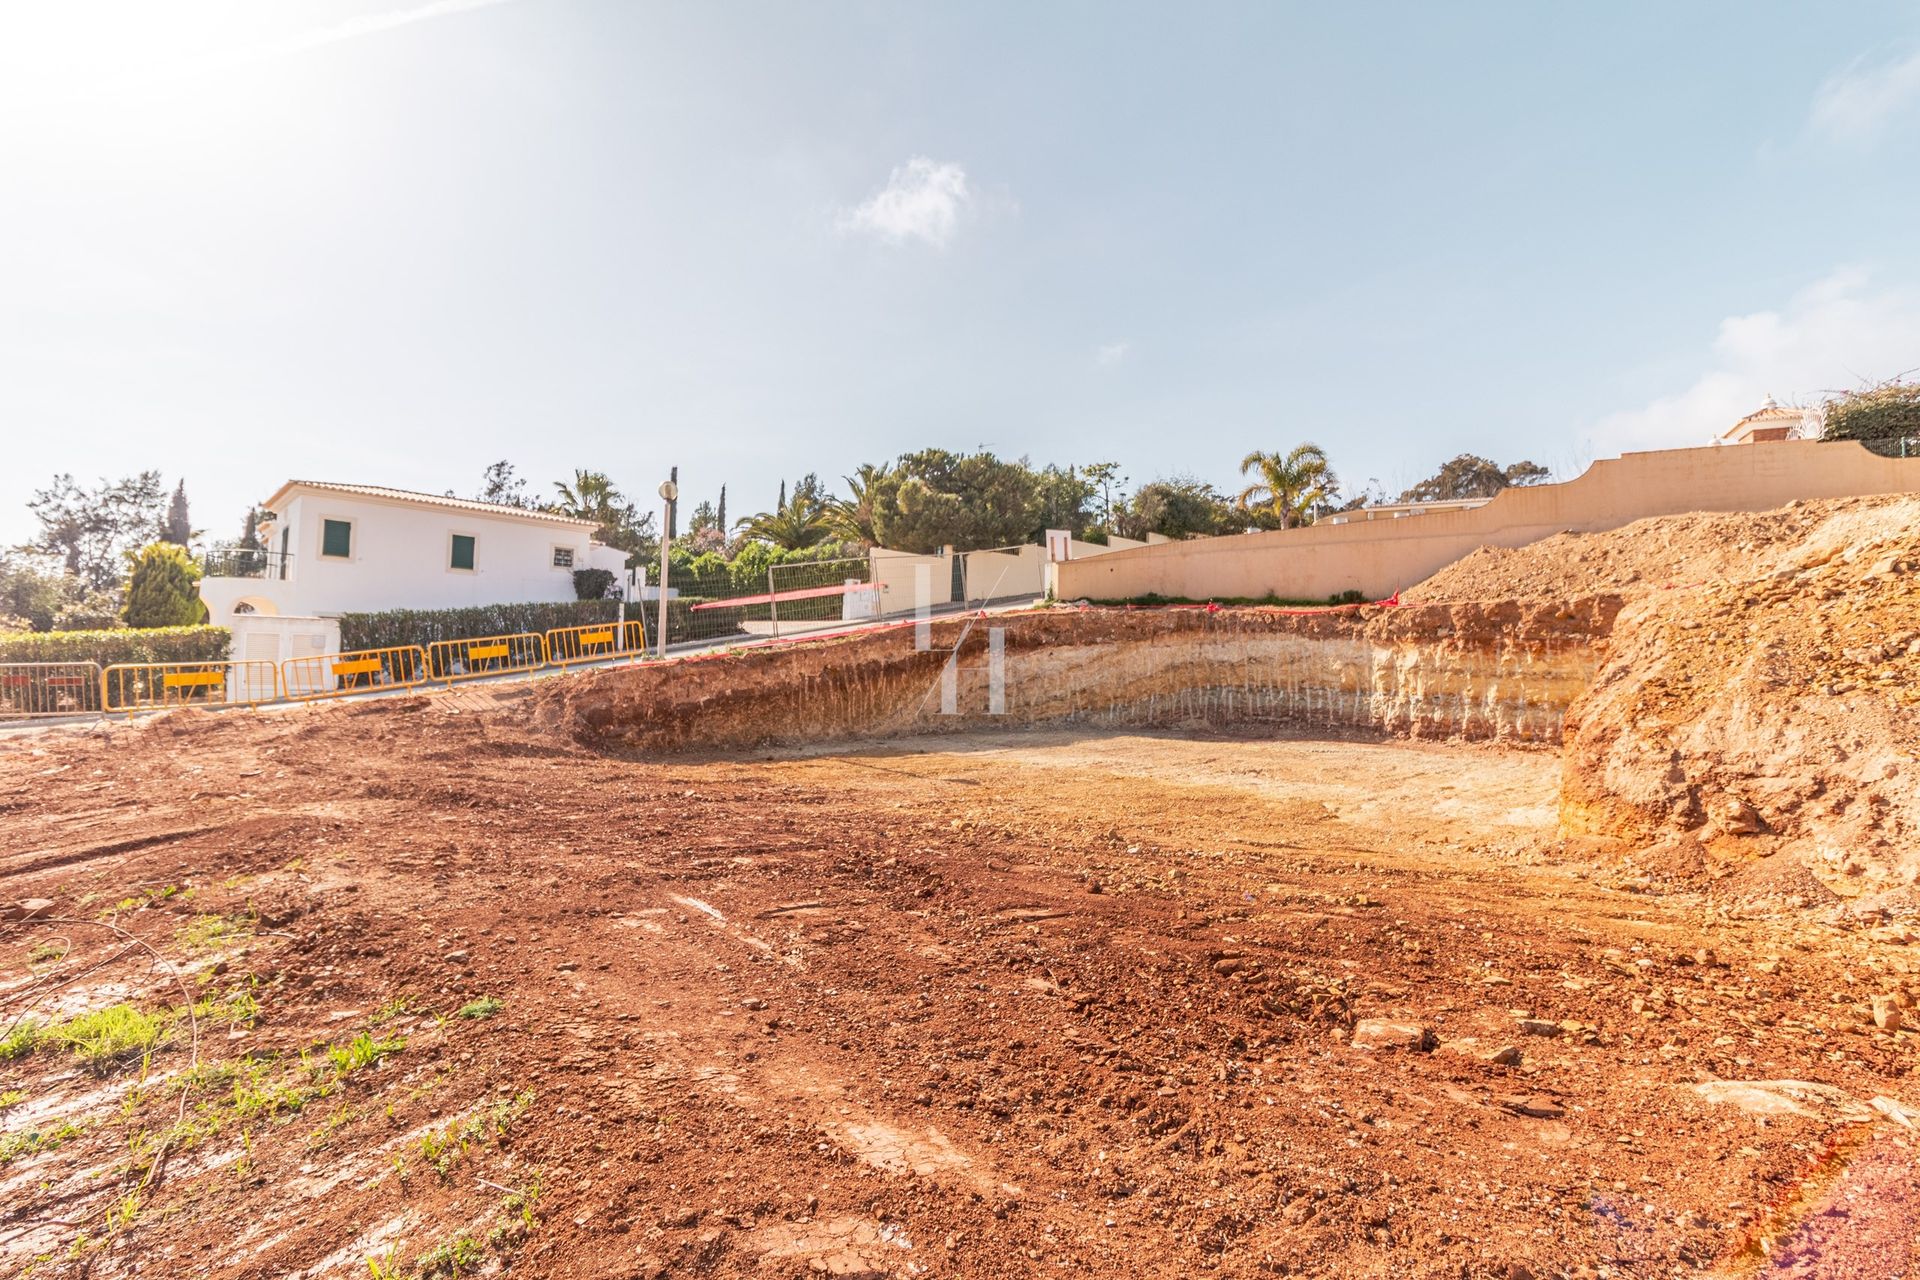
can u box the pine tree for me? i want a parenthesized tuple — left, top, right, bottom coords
(163, 480, 192, 546)
(240, 508, 261, 551)
(124, 542, 204, 627)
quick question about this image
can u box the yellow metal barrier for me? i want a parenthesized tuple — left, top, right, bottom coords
(0, 662, 104, 718)
(101, 661, 281, 713)
(425, 632, 547, 682)
(281, 645, 430, 701)
(544, 620, 647, 666)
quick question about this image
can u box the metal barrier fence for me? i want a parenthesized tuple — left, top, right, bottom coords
(282, 645, 430, 701)
(0, 662, 105, 718)
(425, 632, 548, 682)
(545, 620, 647, 666)
(766, 556, 875, 639)
(101, 661, 282, 713)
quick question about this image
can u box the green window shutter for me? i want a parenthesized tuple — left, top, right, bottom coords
(321, 519, 352, 558)
(450, 534, 476, 571)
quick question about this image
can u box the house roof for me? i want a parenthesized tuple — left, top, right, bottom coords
(1720, 395, 1805, 439)
(262, 480, 599, 528)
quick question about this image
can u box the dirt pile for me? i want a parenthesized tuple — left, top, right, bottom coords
(1559, 497, 1920, 899)
(1406, 495, 1916, 604)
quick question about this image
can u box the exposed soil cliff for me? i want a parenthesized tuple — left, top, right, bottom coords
(533, 599, 1614, 753)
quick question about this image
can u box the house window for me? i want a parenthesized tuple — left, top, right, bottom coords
(552, 546, 575, 569)
(449, 534, 476, 572)
(321, 519, 353, 559)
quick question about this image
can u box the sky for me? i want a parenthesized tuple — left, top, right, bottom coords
(5, 0, 1920, 547)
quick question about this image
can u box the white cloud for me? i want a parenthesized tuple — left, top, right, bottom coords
(1588, 269, 1920, 455)
(1095, 341, 1130, 367)
(839, 157, 972, 249)
(1809, 47, 1920, 143)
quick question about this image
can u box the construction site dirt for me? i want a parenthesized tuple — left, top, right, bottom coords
(1, 698, 1914, 1279)
(3, 493, 1919, 1280)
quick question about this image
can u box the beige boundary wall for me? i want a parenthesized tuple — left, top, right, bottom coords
(1055, 440, 1920, 603)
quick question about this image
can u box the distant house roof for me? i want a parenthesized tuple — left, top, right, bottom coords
(261, 480, 598, 529)
(1720, 395, 1807, 442)
(1324, 496, 1493, 525)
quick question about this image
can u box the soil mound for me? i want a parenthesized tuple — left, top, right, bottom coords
(1406, 494, 1918, 603)
(1559, 496, 1920, 897)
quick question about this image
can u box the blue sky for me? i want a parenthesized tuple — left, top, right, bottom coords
(5, 0, 1920, 546)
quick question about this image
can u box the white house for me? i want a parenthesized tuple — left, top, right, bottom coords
(199, 482, 629, 660)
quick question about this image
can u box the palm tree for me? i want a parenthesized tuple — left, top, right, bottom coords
(550, 470, 624, 521)
(1236, 444, 1334, 529)
(739, 492, 831, 551)
(824, 463, 891, 545)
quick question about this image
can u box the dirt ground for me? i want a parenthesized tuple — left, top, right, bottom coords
(3, 694, 1916, 1279)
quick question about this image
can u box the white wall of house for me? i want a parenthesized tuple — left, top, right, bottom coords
(201, 485, 621, 621)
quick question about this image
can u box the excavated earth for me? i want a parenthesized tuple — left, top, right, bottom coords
(1, 493, 1917, 1280)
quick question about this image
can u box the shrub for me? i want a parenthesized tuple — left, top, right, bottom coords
(123, 543, 205, 628)
(1821, 380, 1920, 446)
(337, 600, 626, 651)
(0, 626, 229, 668)
(571, 568, 617, 601)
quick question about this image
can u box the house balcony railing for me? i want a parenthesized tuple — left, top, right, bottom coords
(202, 548, 293, 580)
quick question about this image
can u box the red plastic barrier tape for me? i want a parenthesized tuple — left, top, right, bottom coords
(689, 581, 880, 611)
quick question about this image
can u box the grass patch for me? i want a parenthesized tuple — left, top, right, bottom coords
(0, 1116, 87, 1164)
(46, 1005, 165, 1074)
(0, 1089, 26, 1110)
(454, 997, 502, 1021)
(176, 913, 248, 954)
(415, 1231, 485, 1278)
(0, 1019, 40, 1061)
(27, 940, 68, 967)
(231, 1055, 334, 1121)
(418, 1091, 534, 1181)
(328, 1031, 406, 1076)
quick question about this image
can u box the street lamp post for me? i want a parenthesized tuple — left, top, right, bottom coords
(656, 478, 678, 659)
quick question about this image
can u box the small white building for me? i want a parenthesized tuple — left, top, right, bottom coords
(199, 482, 629, 660)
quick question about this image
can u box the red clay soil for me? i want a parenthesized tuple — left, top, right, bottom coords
(2, 696, 1916, 1279)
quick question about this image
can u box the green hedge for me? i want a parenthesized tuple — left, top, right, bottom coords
(0, 626, 230, 668)
(338, 600, 628, 651)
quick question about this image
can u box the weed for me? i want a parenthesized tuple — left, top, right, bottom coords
(417, 1092, 534, 1182)
(454, 997, 502, 1021)
(307, 1103, 355, 1149)
(103, 1191, 140, 1234)
(176, 913, 247, 954)
(0, 1117, 87, 1164)
(415, 1231, 484, 1278)
(232, 1128, 253, 1180)
(490, 1091, 535, 1135)
(0, 1020, 41, 1061)
(46, 1005, 165, 1074)
(0, 1089, 26, 1110)
(231, 1056, 334, 1120)
(27, 941, 67, 967)
(501, 1173, 543, 1227)
(328, 1032, 406, 1077)
(191, 987, 261, 1030)
(366, 1249, 404, 1279)
(373, 996, 414, 1023)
